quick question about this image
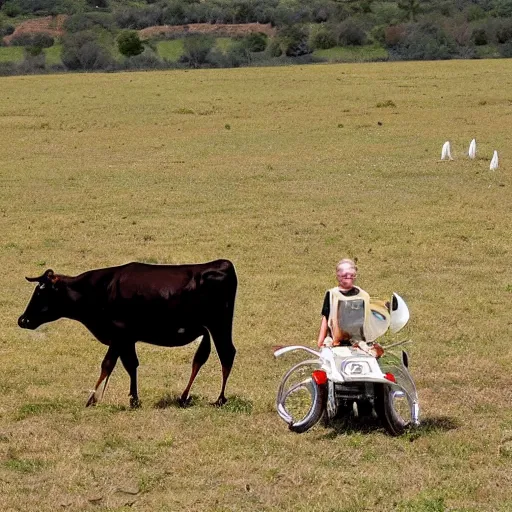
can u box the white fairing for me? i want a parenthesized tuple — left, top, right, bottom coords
(468, 139, 476, 159)
(490, 150, 498, 171)
(441, 141, 453, 160)
(390, 293, 409, 333)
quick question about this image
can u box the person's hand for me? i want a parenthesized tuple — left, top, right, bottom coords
(322, 336, 333, 348)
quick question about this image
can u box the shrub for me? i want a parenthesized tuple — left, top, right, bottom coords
(122, 49, 164, 70)
(61, 31, 115, 71)
(181, 34, 214, 68)
(0, 24, 15, 37)
(371, 2, 402, 25)
(495, 18, 512, 44)
(310, 25, 336, 49)
(471, 26, 488, 46)
(22, 47, 45, 69)
(9, 32, 54, 48)
(335, 18, 367, 46)
(370, 25, 386, 45)
(117, 30, 144, 57)
(389, 22, 458, 60)
(114, 6, 164, 30)
(277, 25, 312, 57)
(464, 4, 486, 22)
(64, 13, 115, 33)
(494, 0, 512, 17)
(266, 38, 283, 57)
(498, 40, 512, 57)
(242, 32, 268, 52)
(385, 24, 407, 46)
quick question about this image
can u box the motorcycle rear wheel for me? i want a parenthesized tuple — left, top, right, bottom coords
(375, 383, 410, 436)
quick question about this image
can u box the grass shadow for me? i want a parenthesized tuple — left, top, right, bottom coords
(320, 414, 460, 440)
(154, 393, 253, 414)
(154, 393, 203, 409)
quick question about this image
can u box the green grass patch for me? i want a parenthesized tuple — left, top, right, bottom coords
(313, 44, 388, 62)
(155, 39, 184, 61)
(3, 457, 46, 474)
(0, 46, 23, 63)
(44, 44, 62, 66)
(16, 401, 68, 420)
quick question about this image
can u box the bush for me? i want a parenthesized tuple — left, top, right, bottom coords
(385, 24, 407, 46)
(22, 46, 45, 70)
(117, 30, 144, 57)
(208, 44, 251, 68)
(64, 13, 115, 33)
(181, 34, 214, 68)
(389, 22, 457, 60)
(335, 18, 367, 46)
(464, 4, 486, 22)
(471, 26, 488, 46)
(122, 48, 164, 70)
(9, 32, 54, 48)
(370, 25, 387, 45)
(495, 18, 512, 44)
(61, 31, 115, 71)
(277, 25, 312, 57)
(371, 2, 402, 25)
(0, 24, 15, 37)
(498, 40, 512, 56)
(2, 0, 68, 16)
(266, 38, 283, 57)
(310, 25, 336, 49)
(242, 32, 268, 52)
(494, 0, 512, 17)
(114, 6, 164, 30)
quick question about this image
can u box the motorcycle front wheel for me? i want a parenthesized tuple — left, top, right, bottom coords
(375, 383, 411, 436)
(277, 362, 326, 433)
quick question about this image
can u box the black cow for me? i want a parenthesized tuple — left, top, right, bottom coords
(18, 259, 237, 408)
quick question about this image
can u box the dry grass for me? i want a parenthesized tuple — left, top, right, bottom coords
(1, 60, 512, 512)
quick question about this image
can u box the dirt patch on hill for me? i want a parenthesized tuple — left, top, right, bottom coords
(3, 15, 67, 45)
(2, 17, 275, 46)
(139, 23, 276, 40)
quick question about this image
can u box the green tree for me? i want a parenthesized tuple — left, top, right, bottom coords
(398, 0, 421, 21)
(182, 35, 214, 68)
(117, 30, 144, 57)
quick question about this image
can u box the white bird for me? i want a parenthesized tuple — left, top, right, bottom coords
(441, 141, 453, 160)
(468, 139, 476, 159)
(490, 150, 498, 171)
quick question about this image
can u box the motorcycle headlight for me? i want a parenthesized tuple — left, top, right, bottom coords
(343, 361, 371, 376)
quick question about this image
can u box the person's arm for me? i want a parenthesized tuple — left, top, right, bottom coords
(317, 315, 328, 347)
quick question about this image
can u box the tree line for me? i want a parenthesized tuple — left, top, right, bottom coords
(1, 0, 512, 74)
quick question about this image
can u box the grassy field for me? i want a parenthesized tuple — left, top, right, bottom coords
(0, 60, 511, 512)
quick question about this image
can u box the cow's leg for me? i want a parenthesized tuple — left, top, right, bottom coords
(119, 344, 140, 408)
(210, 324, 236, 406)
(86, 345, 119, 407)
(179, 329, 211, 406)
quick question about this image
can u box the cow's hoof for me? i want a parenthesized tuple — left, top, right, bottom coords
(86, 393, 97, 407)
(214, 396, 227, 407)
(130, 397, 141, 409)
(178, 396, 192, 408)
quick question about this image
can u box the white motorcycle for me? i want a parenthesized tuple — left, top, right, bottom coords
(275, 293, 419, 436)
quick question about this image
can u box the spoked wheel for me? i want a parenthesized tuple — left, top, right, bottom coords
(277, 360, 326, 434)
(375, 383, 411, 436)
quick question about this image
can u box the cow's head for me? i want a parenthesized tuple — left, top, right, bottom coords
(18, 269, 66, 330)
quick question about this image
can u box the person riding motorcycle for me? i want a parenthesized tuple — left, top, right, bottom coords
(317, 258, 389, 350)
